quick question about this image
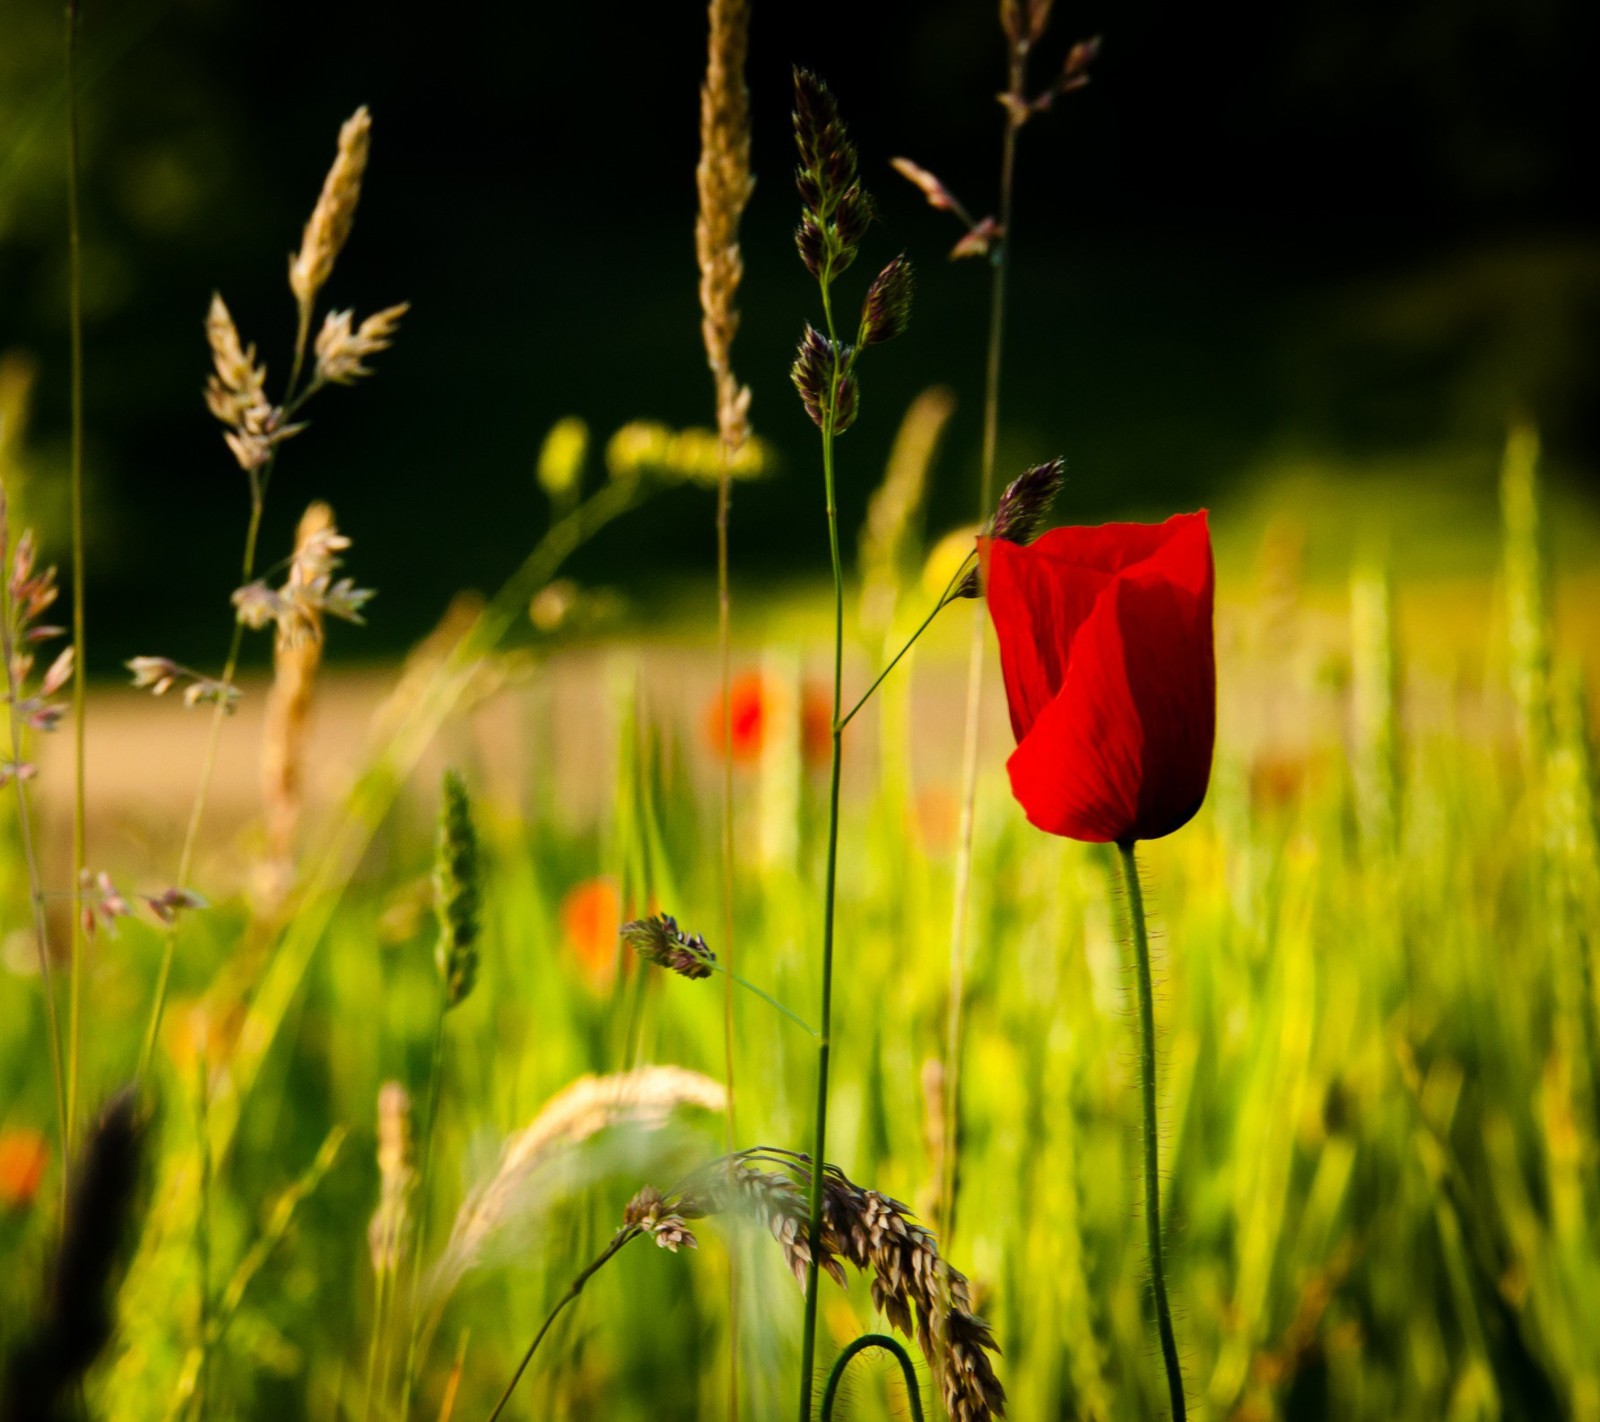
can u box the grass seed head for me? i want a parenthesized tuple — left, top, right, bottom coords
(433, 768, 482, 1010)
(289, 106, 372, 323)
(622, 913, 716, 980)
(860, 254, 915, 346)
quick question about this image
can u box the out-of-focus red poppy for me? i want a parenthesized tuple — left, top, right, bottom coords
(0, 1128, 50, 1210)
(983, 511, 1214, 844)
(704, 672, 833, 769)
(561, 877, 622, 989)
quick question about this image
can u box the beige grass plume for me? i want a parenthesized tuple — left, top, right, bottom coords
(259, 501, 334, 898)
(289, 106, 372, 334)
(696, 0, 754, 451)
(428, 1066, 725, 1304)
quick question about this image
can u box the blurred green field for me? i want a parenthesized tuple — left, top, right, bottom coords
(4, 416, 1599, 1421)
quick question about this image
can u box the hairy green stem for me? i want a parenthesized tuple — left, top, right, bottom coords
(940, 37, 1027, 1248)
(799, 268, 847, 1422)
(485, 1229, 640, 1422)
(1116, 840, 1186, 1421)
(64, 0, 87, 1182)
(820, 1333, 924, 1422)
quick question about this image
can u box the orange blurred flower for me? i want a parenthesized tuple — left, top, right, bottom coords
(0, 1128, 50, 1210)
(561, 876, 622, 989)
(705, 671, 768, 764)
(704, 671, 833, 769)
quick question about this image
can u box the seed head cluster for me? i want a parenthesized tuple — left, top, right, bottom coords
(662, 1149, 1007, 1422)
(952, 457, 1066, 600)
(622, 913, 715, 980)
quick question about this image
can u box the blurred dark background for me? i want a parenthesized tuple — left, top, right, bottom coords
(1, 0, 1597, 663)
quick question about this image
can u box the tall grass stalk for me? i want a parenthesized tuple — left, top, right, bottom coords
(64, 0, 88, 1180)
(694, 0, 754, 1402)
(0, 517, 68, 1206)
(1116, 841, 1187, 1421)
(940, 36, 1025, 1247)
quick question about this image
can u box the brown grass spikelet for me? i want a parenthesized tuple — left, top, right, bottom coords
(673, 1149, 1006, 1421)
(696, 0, 755, 451)
(289, 106, 372, 325)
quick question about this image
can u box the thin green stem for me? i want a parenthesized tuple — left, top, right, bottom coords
(135, 477, 266, 1084)
(1116, 841, 1186, 1422)
(485, 1229, 640, 1422)
(360, 1268, 392, 1422)
(940, 39, 1026, 1247)
(799, 269, 847, 1422)
(836, 564, 971, 734)
(193, 1046, 212, 1421)
(399, 990, 450, 1420)
(715, 440, 740, 1422)
(64, 0, 87, 1181)
(702, 960, 817, 1039)
(820, 1334, 924, 1422)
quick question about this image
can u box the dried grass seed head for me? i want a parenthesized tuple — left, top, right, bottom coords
(623, 1185, 699, 1252)
(314, 302, 409, 386)
(289, 106, 372, 320)
(670, 1150, 1005, 1421)
(696, 0, 755, 451)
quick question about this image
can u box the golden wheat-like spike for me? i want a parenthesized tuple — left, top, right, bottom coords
(427, 1067, 725, 1305)
(695, 0, 754, 451)
(289, 106, 372, 325)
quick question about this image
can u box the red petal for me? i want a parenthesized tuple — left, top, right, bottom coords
(1005, 577, 1142, 841)
(985, 537, 1110, 740)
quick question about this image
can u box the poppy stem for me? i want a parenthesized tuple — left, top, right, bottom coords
(1116, 840, 1187, 1421)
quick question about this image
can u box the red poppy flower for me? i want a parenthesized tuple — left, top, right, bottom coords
(983, 511, 1214, 844)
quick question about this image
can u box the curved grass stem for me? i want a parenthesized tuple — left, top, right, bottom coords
(820, 1333, 924, 1422)
(1116, 840, 1187, 1422)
